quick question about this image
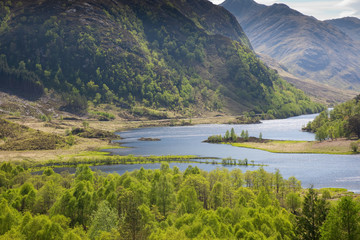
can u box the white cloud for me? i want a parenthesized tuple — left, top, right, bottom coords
(210, 0, 225, 4)
(337, 0, 360, 18)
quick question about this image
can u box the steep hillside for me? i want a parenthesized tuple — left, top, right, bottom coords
(326, 17, 360, 43)
(0, 0, 323, 118)
(258, 54, 357, 106)
(304, 95, 360, 141)
(222, 0, 360, 90)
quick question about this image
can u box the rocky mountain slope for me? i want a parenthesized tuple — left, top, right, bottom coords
(258, 54, 357, 106)
(222, 0, 360, 91)
(0, 0, 323, 118)
(326, 17, 360, 43)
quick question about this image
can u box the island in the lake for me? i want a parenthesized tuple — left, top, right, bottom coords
(138, 137, 161, 141)
(204, 128, 359, 155)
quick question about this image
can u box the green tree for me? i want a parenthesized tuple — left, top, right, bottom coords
(351, 142, 359, 153)
(230, 128, 237, 142)
(286, 192, 301, 213)
(75, 166, 93, 183)
(224, 130, 230, 140)
(177, 185, 201, 214)
(155, 173, 175, 217)
(34, 180, 62, 214)
(316, 125, 328, 142)
(244, 130, 249, 141)
(296, 188, 329, 240)
(241, 130, 245, 139)
(210, 181, 223, 209)
(348, 114, 360, 138)
(88, 201, 119, 240)
(21, 214, 65, 240)
(0, 199, 20, 235)
(321, 196, 360, 240)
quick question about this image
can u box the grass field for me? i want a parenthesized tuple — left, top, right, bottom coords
(230, 139, 357, 154)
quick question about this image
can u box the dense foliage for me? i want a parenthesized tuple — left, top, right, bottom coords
(0, 0, 323, 117)
(304, 95, 360, 141)
(206, 128, 264, 143)
(0, 162, 359, 239)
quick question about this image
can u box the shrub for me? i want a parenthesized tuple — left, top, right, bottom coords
(350, 142, 358, 153)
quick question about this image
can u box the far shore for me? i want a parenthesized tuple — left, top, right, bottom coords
(0, 112, 249, 162)
(228, 138, 358, 155)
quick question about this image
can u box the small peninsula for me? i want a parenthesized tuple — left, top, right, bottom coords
(205, 128, 359, 155)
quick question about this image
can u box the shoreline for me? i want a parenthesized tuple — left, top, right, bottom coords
(226, 139, 357, 155)
(0, 111, 324, 162)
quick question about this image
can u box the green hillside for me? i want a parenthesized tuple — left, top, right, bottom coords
(304, 95, 360, 141)
(0, 0, 323, 117)
(0, 118, 67, 150)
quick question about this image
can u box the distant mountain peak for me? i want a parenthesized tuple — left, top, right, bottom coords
(222, 0, 360, 90)
(220, 0, 266, 22)
(326, 16, 360, 43)
(262, 3, 302, 17)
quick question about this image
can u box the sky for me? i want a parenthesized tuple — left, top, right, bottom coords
(210, 0, 360, 20)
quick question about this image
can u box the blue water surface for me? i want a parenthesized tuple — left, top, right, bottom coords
(98, 113, 360, 192)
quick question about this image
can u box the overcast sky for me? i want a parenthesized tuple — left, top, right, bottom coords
(210, 0, 360, 20)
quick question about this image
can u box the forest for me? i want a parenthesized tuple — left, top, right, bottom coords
(0, 0, 323, 117)
(0, 162, 359, 239)
(304, 95, 360, 141)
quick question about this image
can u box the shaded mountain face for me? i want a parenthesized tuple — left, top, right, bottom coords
(222, 0, 360, 90)
(0, 0, 322, 117)
(326, 17, 360, 43)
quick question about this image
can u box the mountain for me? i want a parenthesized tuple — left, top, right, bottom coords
(222, 0, 360, 90)
(326, 17, 360, 43)
(258, 53, 358, 106)
(0, 0, 323, 118)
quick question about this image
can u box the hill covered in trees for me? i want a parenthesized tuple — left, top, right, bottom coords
(304, 95, 360, 141)
(0, 162, 359, 239)
(0, 0, 323, 117)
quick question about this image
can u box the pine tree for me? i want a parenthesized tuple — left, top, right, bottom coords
(296, 188, 329, 240)
(230, 128, 237, 142)
(320, 196, 360, 240)
(225, 130, 230, 140)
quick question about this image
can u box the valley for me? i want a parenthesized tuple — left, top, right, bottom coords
(222, 0, 360, 90)
(0, 0, 360, 239)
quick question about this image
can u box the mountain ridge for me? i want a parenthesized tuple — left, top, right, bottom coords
(326, 17, 360, 43)
(0, 0, 323, 118)
(222, 0, 360, 90)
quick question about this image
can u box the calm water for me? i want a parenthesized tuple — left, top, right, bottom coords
(100, 114, 360, 192)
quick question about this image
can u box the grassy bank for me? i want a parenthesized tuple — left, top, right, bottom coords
(0, 110, 261, 162)
(229, 139, 357, 154)
(16, 153, 263, 173)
